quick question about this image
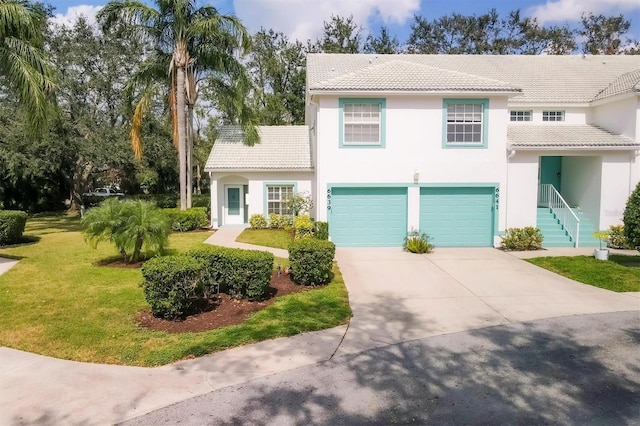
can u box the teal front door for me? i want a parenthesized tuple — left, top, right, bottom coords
(540, 156, 562, 192)
(329, 187, 408, 247)
(225, 186, 243, 225)
(419, 187, 495, 247)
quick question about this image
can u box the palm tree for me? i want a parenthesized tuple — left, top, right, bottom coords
(98, 0, 259, 210)
(0, 0, 55, 127)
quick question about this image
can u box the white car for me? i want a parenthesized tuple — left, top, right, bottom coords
(82, 187, 125, 197)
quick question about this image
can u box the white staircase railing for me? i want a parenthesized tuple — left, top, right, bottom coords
(538, 184, 580, 247)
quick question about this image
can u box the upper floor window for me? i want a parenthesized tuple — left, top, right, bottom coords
(510, 110, 532, 122)
(443, 99, 489, 148)
(543, 111, 565, 122)
(339, 98, 386, 148)
(267, 185, 294, 215)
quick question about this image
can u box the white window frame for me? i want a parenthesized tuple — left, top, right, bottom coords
(339, 98, 386, 148)
(266, 185, 294, 215)
(510, 110, 532, 122)
(542, 111, 565, 122)
(442, 99, 488, 148)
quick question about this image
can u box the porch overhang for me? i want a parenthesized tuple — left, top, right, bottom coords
(507, 124, 640, 151)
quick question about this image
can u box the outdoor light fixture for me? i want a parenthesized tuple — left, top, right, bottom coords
(413, 172, 419, 184)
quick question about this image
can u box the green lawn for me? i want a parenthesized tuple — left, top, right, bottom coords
(236, 228, 293, 250)
(526, 255, 640, 292)
(0, 215, 351, 366)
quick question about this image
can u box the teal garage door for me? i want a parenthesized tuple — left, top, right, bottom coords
(420, 187, 494, 247)
(330, 187, 407, 247)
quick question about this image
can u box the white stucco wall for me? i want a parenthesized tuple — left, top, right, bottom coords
(561, 156, 602, 226)
(592, 96, 638, 139)
(314, 94, 510, 235)
(209, 171, 313, 227)
(600, 153, 636, 229)
(505, 152, 539, 228)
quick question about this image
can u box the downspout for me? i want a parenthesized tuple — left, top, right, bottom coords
(504, 147, 517, 232)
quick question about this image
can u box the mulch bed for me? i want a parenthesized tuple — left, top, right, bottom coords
(136, 271, 312, 333)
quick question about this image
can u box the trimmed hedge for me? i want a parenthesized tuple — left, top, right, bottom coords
(163, 207, 208, 231)
(624, 182, 640, 250)
(250, 214, 268, 229)
(608, 225, 633, 249)
(141, 255, 207, 320)
(0, 210, 28, 245)
(188, 245, 274, 300)
(294, 215, 314, 239)
(314, 221, 329, 240)
(288, 238, 335, 286)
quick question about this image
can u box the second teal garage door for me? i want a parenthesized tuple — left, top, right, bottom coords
(330, 187, 407, 247)
(420, 187, 495, 247)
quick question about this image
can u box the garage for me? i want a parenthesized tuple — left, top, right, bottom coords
(419, 186, 495, 247)
(329, 187, 408, 247)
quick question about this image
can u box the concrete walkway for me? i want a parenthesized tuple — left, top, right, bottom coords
(204, 225, 289, 258)
(1, 239, 639, 424)
(0, 256, 18, 276)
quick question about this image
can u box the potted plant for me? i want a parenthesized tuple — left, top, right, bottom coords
(593, 230, 610, 261)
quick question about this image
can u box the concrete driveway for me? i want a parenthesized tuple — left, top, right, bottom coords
(335, 247, 639, 356)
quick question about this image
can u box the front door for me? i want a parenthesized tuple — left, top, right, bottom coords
(224, 185, 243, 225)
(539, 156, 562, 192)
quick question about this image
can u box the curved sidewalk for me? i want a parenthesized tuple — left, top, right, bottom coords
(0, 256, 18, 276)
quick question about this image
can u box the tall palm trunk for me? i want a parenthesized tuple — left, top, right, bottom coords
(175, 66, 188, 210)
(186, 104, 193, 208)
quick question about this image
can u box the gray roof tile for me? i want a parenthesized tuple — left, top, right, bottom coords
(205, 125, 312, 171)
(307, 54, 640, 103)
(593, 69, 640, 101)
(507, 124, 639, 149)
(311, 59, 520, 92)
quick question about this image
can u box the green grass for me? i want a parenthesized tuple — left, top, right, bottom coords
(0, 216, 351, 366)
(526, 255, 640, 292)
(236, 228, 293, 250)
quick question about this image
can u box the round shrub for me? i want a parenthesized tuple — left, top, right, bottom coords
(269, 213, 292, 229)
(250, 214, 268, 229)
(288, 238, 335, 286)
(0, 210, 28, 245)
(623, 182, 640, 251)
(500, 227, 543, 251)
(141, 255, 207, 320)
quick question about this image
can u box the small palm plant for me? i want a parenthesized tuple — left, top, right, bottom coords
(82, 198, 169, 263)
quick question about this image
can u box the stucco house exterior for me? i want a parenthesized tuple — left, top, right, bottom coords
(206, 54, 640, 248)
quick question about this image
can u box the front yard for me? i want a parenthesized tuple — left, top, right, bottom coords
(236, 228, 293, 250)
(0, 215, 351, 366)
(526, 254, 640, 293)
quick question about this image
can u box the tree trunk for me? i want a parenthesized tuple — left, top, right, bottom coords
(176, 66, 188, 211)
(186, 104, 193, 208)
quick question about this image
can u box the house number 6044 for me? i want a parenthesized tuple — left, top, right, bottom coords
(327, 188, 332, 211)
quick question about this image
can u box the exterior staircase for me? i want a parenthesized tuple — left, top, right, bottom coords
(536, 207, 600, 248)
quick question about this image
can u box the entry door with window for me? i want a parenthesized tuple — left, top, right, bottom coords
(225, 185, 244, 225)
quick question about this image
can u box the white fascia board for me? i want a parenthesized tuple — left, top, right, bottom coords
(507, 145, 640, 151)
(308, 89, 521, 97)
(204, 168, 314, 173)
(507, 102, 591, 108)
(589, 91, 639, 107)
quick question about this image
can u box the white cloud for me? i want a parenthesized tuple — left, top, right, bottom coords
(51, 5, 103, 28)
(529, 0, 640, 24)
(233, 0, 420, 42)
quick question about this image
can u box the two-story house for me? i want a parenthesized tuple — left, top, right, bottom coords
(206, 54, 640, 248)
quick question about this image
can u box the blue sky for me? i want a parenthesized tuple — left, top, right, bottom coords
(47, 0, 640, 44)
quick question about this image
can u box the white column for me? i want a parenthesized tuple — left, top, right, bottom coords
(407, 185, 420, 233)
(210, 174, 219, 228)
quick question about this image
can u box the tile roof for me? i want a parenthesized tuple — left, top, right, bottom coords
(593, 69, 640, 101)
(307, 54, 640, 103)
(507, 124, 639, 149)
(311, 59, 520, 92)
(205, 125, 312, 171)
